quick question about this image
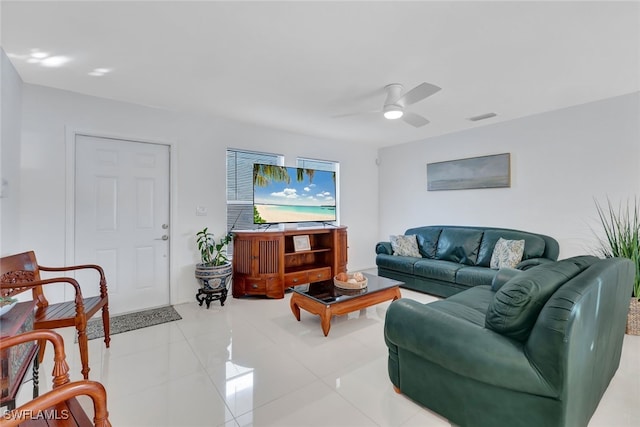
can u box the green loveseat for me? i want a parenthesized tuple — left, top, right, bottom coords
(384, 256, 634, 427)
(376, 225, 559, 297)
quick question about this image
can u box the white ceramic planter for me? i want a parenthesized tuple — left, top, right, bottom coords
(195, 262, 232, 290)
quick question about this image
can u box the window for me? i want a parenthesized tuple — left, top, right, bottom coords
(296, 157, 338, 173)
(226, 149, 282, 232)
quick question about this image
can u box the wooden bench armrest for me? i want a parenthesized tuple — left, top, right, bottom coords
(38, 264, 108, 298)
(39, 264, 105, 280)
(1, 276, 83, 295)
(0, 277, 85, 310)
(0, 380, 111, 427)
(0, 330, 70, 388)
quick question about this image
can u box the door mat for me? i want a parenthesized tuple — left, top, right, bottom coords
(78, 306, 182, 341)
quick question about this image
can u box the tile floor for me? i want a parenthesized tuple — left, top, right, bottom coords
(17, 285, 640, 427)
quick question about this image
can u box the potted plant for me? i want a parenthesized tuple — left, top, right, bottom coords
(195, 227, 233, 291)
(594, 198, 640, 335)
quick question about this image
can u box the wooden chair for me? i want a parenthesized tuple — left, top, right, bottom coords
(0, 330, 111, 427)
(0, 251, 110, 380)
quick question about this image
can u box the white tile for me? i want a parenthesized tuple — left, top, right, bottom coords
(96, 338, 205, 396)
(285, 330, 383, 378)
(322, 355, 426, 427)
(399, 409, 452, 427)
(589, 335, 640, 426)
(108, 371, 234, 427)
(174, 302, 237, 340)
(235, 380, 378, 427)
(205, 343, 317, 418)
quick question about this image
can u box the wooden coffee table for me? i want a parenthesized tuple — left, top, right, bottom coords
(289, 273, 402, 336)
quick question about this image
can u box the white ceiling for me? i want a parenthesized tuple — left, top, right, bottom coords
(2, 1, 639, 147)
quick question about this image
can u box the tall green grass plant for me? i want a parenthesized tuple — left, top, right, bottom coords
(594, 198, 640, 299)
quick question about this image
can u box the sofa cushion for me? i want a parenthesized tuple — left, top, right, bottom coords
(414, 259, 464, 282)
(490, 238, 525, 269)
(431, 285, 495, 327)
(435, 228, 483, 265)
(432, 285, 495, 326)
(375, 241, 393, 255)
(485, 256, 598, 341)
(390, 234, 421, 257)
(376, 254, 419, 275)
(405, 227, 443, 258)
(455, 266, 499, 287)
(477, 230, 546, 267)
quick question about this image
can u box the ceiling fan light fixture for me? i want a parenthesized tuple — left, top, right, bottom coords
(383, 104, 404, 120)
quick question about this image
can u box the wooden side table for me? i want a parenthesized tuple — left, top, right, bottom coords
(0, 300, 39, 410)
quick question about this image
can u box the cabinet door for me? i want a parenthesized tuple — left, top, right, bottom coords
(335, 228, 348, 273)
(254, 235, 282, 275)
(233, 234, 282, 276)
(233, 236, 254, 276)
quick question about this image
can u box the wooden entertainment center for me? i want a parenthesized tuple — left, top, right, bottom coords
(232, 226, 347, 299)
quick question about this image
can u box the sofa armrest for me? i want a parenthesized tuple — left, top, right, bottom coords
(491, 267, 521, 291)
(384, 298, 558, 397)
(376, 242, 393, 255)
(515, 258, 553, 270)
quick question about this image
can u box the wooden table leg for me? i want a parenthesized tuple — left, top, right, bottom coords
(320, 306, 332, 336)
(290, 295, 301, 321)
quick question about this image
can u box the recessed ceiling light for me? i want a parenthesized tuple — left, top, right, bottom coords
(30, 51, 49, 59)
(89, 68, 112, 77)
(40, 56, 70, 67)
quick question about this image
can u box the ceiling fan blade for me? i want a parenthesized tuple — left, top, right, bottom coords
(398, 82, 441, 106)
(402, 112, 430, 127)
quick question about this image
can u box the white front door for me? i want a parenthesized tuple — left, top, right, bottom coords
(75, 135, 170, 314)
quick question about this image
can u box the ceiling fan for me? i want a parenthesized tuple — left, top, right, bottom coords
(336, 82, 441, 127)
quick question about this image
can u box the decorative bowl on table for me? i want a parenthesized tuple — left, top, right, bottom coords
(333, 272, 368, 290)
(0, 297, 18, 317)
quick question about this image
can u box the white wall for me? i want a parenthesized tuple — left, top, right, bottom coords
(19, 83, 379, 306)
(378, 92, 640, 259)
(0, 48, 23, 255)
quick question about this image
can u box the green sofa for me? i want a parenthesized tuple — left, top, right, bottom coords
(384, 256, 634, 427)
(376, 225, 559, 297)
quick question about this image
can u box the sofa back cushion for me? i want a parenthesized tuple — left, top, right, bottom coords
(485, 256, 598, 341)
(434, 228, 483, 265)
(477, 230, 546, 267)
(405, 227, 443, 258)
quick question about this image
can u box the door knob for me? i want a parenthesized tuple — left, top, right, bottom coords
(155, 235, 169, 240)
(162, 224, 169, 229)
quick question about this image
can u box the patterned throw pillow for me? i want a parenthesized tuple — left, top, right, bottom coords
(490, 238, 525, 269)
(390, 235, 421, 257)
